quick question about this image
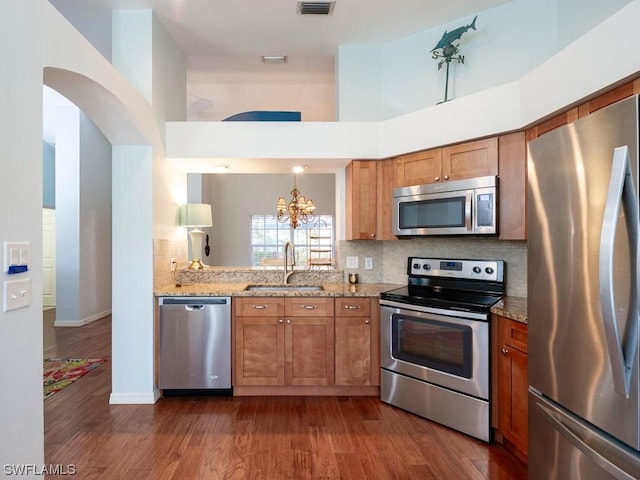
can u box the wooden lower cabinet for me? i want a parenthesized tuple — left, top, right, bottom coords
(234, 297, 334, 386)
(493, 314, 528, 462)
(234, 296, 380, 394)
(334, 298, 380, 386)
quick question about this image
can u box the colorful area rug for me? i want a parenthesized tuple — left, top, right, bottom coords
(43, 358, 108, 400)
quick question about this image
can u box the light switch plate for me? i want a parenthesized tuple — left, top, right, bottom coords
(365, 257, 373, 269)
(4, 277, 31, 312)
(3, 241, 30, 272)
(346, 256, 359, 269)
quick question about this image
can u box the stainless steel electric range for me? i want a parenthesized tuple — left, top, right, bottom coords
(379, 256, 505, 442)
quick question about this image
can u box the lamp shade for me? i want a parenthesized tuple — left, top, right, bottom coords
(179, 203, 212, 227)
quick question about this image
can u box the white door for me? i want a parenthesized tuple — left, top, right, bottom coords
(42, 208, 56, 308)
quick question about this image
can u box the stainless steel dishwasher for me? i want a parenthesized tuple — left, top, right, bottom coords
(158, 297, 232, 394)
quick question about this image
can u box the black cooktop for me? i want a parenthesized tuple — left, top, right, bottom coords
(380, 285, 503, 313)
(380, 256, 506, 314)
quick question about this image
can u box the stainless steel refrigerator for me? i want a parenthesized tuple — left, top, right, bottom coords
(528, 95, 640, 479)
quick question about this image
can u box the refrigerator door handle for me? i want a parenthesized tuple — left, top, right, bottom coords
(536, 397, 640, 480)
(599, 145, 639, 398)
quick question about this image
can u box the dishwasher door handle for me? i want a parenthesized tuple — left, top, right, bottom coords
(184, 305, 205, 311)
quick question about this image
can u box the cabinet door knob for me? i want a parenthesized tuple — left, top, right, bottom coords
(278, 319, 284, 324)
(370, 233, 376, 238)
(365, 320, 370, 324)
(501, 348, 509, 355)
(444, 175, 449, 180)
(286, 319, 291, 324)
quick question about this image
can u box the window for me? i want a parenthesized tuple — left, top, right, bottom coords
(250, 215, 334, 268)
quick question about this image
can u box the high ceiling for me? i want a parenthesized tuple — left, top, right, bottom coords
(47, 0, 512, 172)
(52, 0, 510, 73)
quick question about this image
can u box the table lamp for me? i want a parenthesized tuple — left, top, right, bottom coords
(179, 203, 212, 270)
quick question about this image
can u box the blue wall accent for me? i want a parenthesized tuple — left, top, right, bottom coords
(43, 141, 55, 208)
(223, 111, 301, 122)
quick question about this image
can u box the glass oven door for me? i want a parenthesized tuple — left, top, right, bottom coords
(392, 315, 472, 378)
(380, 304, 489, 400)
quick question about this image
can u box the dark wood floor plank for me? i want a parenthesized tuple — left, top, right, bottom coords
(44, 309, 528, 480)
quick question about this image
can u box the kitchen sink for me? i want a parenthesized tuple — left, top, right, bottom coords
(244, 284, 324, 292)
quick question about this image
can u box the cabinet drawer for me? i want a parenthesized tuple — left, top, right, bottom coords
(335, 297, 371, 317)
(285, 297, 334, 317)
(235, 297, 284, 317)
(502, 319, 528, 353)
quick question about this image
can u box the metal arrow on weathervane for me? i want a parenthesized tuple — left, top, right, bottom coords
(431, 15, 477, 104)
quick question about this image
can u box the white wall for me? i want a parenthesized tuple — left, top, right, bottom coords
(0, 3, 46, 470)
(79, 111, 112, 323)
(55, 106, 82, 323)
(187, 62, 335, 121)
(337, 0, 631, 121)
(109, 10, 187, 404)
(54, 106, 112, 327)
(207, 174, 336, 266)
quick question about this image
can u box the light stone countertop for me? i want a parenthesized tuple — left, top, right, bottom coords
(154, 282, 403, 298)
(491, 296, 527, 324)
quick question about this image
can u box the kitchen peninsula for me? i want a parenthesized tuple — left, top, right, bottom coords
(156, 267, 402, 397)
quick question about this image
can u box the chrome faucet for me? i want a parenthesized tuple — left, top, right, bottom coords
(283, 241, 296, 284)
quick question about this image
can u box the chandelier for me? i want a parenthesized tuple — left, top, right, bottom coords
(276, 174, 316, 229)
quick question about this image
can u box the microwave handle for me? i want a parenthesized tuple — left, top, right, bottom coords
(465, 191, 473, 232)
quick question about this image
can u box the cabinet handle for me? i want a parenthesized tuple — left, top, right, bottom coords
(501, 348, 509, 355)
(344, 305, 361, 310)
(286, 319, 291, 324)
(365, 320, 370, 324)
(278, 319, 284, 324)
(434, 176, 441, 181)
(301, 305, 317, 310)
(444, 175, 449, 180)
(252, 305, 268, 310)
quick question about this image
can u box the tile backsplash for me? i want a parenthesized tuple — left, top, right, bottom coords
(337, 238, 527, 297)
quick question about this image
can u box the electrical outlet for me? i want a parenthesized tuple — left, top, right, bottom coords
(365, 257, 373, 269)
(170, 258, 177, 272)
(346, 256, 359, 269)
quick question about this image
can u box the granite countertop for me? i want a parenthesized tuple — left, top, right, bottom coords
(491, 296, 527, 324)
(154, 282, 403, 298)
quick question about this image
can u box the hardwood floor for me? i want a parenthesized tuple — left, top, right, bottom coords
(43, 309, 527, 480)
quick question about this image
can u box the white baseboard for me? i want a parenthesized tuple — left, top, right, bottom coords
(109, 388, 160, 405)
(53, 309, 111, 327)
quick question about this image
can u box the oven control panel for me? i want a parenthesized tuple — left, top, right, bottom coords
(407, 257, 504, 282)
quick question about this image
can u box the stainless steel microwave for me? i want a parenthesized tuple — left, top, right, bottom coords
(393, 176, 497, 236)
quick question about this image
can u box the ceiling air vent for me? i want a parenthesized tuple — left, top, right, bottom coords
(297, 2, 336, 15)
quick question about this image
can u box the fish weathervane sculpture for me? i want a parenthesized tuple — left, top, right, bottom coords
(431, 15, 477, 103)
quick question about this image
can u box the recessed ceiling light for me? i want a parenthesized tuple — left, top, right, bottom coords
(292, 165, 306, 173)
(261, 55, 287, 64)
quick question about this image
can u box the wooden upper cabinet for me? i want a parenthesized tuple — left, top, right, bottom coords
(395, 148, 443, 186)
(394, 138, 498, 187)
(498, 132, 527, 240)
(442, 137, 498, 181)
(376, 158, 397, 241)
(345, 160, 378, 240)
